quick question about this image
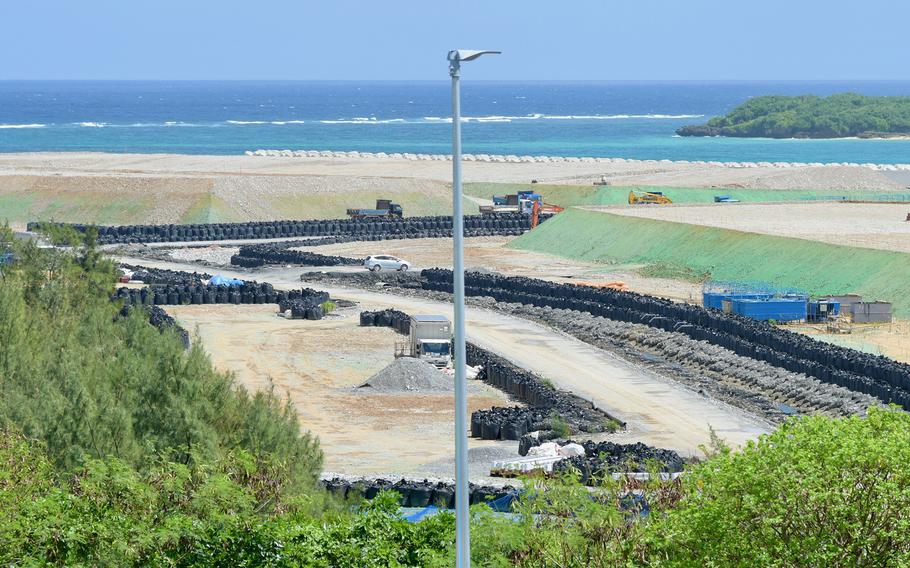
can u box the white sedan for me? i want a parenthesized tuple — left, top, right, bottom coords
(364, 255, 410, 272)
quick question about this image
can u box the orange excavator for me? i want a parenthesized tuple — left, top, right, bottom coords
(531, 199, 564, 228)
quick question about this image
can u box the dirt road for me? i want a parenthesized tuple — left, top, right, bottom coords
(120, 256, 771, 456)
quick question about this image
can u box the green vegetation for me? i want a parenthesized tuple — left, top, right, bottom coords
(645, 407, 910, 566)
(464, 182, 909, 211)
(4, 406, 910, 566)
(511, 208, 910, 315)
(321, 300, 337, 313)
(677, 93, 910, 138)
(549, 411, 571, 439)
(0, 225, 320, 483)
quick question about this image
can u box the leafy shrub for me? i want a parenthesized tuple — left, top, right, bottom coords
(644, 406, 910, 567)
(0, 228, 321, 490)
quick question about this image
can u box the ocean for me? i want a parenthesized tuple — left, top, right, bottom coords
(0, 80, 908, 163)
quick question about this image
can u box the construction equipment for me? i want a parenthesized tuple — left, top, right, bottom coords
(482, 190, 563, 220)
(628, 190, 672, 205)
(530, 200, 565, 228)
(395, 314, 452, 368)
(346, 198, 403, 219)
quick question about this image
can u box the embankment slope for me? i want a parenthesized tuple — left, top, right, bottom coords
(510, 208, 910, 315)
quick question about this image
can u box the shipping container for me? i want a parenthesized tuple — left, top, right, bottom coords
(807, 300, 841, 322)
(703, 291, 772, 310)
(731, 298, 807, 322)
(851, 301, 892, 324)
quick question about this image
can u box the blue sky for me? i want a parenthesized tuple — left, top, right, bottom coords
(2, 0, 908, 80)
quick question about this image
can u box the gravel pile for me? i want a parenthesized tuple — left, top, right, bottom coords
(359, 358, 452, 392)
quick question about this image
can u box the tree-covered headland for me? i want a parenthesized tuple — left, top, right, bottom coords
(677, 93, 910, 138)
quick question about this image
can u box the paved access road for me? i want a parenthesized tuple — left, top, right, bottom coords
(116, 256, 771, 455)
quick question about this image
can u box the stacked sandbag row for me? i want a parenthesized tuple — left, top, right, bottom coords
(231, 243, 364, 268)
(466, 342, 618, 440)
(115, 282, 274, 306)
(118, 304, 190, 350)
(359, 309, 410, 334)
(278, 288, 331, 320)
(321, 477, 516, 509)
(520, 436, 684, 472)
(551, 441, 685, 485)
(31, 212, 545, 245)
(120, 264, 212, 286)
(422, 269, 910, 409)
(113, 282, 329, 309)
(472, 406, 566, 441)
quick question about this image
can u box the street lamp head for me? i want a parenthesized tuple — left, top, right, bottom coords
(447, 49, 501, 63)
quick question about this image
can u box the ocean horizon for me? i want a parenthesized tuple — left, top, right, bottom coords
(1, 80, 909, 163)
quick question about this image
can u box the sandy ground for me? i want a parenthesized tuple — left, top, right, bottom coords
(604, 202, 910, 253)
(126, 255, 771, 459)
(0, 151, 904, 191)
(165, 303, 515, 479)
(139, 235, 703, 303)
(300, 236, 704, 303)
(786, 320, 910, 364)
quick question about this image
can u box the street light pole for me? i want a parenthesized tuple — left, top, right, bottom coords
(447, 48, 499, 568)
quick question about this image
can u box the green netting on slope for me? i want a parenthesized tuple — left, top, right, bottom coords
(465, 182, 909, 208)
(509, 208, 910, 315)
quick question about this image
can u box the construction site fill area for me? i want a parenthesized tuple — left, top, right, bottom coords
(115, 256, 771, 468)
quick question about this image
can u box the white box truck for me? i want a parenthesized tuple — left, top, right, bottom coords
(396, 314, 452, 368)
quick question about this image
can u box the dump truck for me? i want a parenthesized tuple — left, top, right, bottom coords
(346, 198, 403, 219)
(481, 191, 563, 218)
(395, 314, 452, 368)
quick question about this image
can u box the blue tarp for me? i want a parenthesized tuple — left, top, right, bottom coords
(210, 275, 244, 287)
(403, 505, 440, 523)
(401, 490, 651, 523)
(401, 492, 518, 523)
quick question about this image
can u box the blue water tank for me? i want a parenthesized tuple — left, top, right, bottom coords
(703, 291, 773, 310)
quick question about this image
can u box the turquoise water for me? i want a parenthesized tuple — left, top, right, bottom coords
(1, 80, 908, 163)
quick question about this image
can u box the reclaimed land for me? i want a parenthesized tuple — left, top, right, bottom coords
(509, 207, 910, 315)
(464, 182, 910, 208)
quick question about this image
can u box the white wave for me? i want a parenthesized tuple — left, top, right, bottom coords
(121, 121, 205, 127)
(226, 120, 267, 125)
(320, 118, 406, 125)
(76, 122, 106, 128)
(422, 113, 702, 123)
(0, 123, 45, 129)
(536, 113, 703, 120)
(269, 120, 306, 125)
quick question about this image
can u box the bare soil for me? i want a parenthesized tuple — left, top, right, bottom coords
(607, 202, 910, 254)
(164, 303, 514, 478)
